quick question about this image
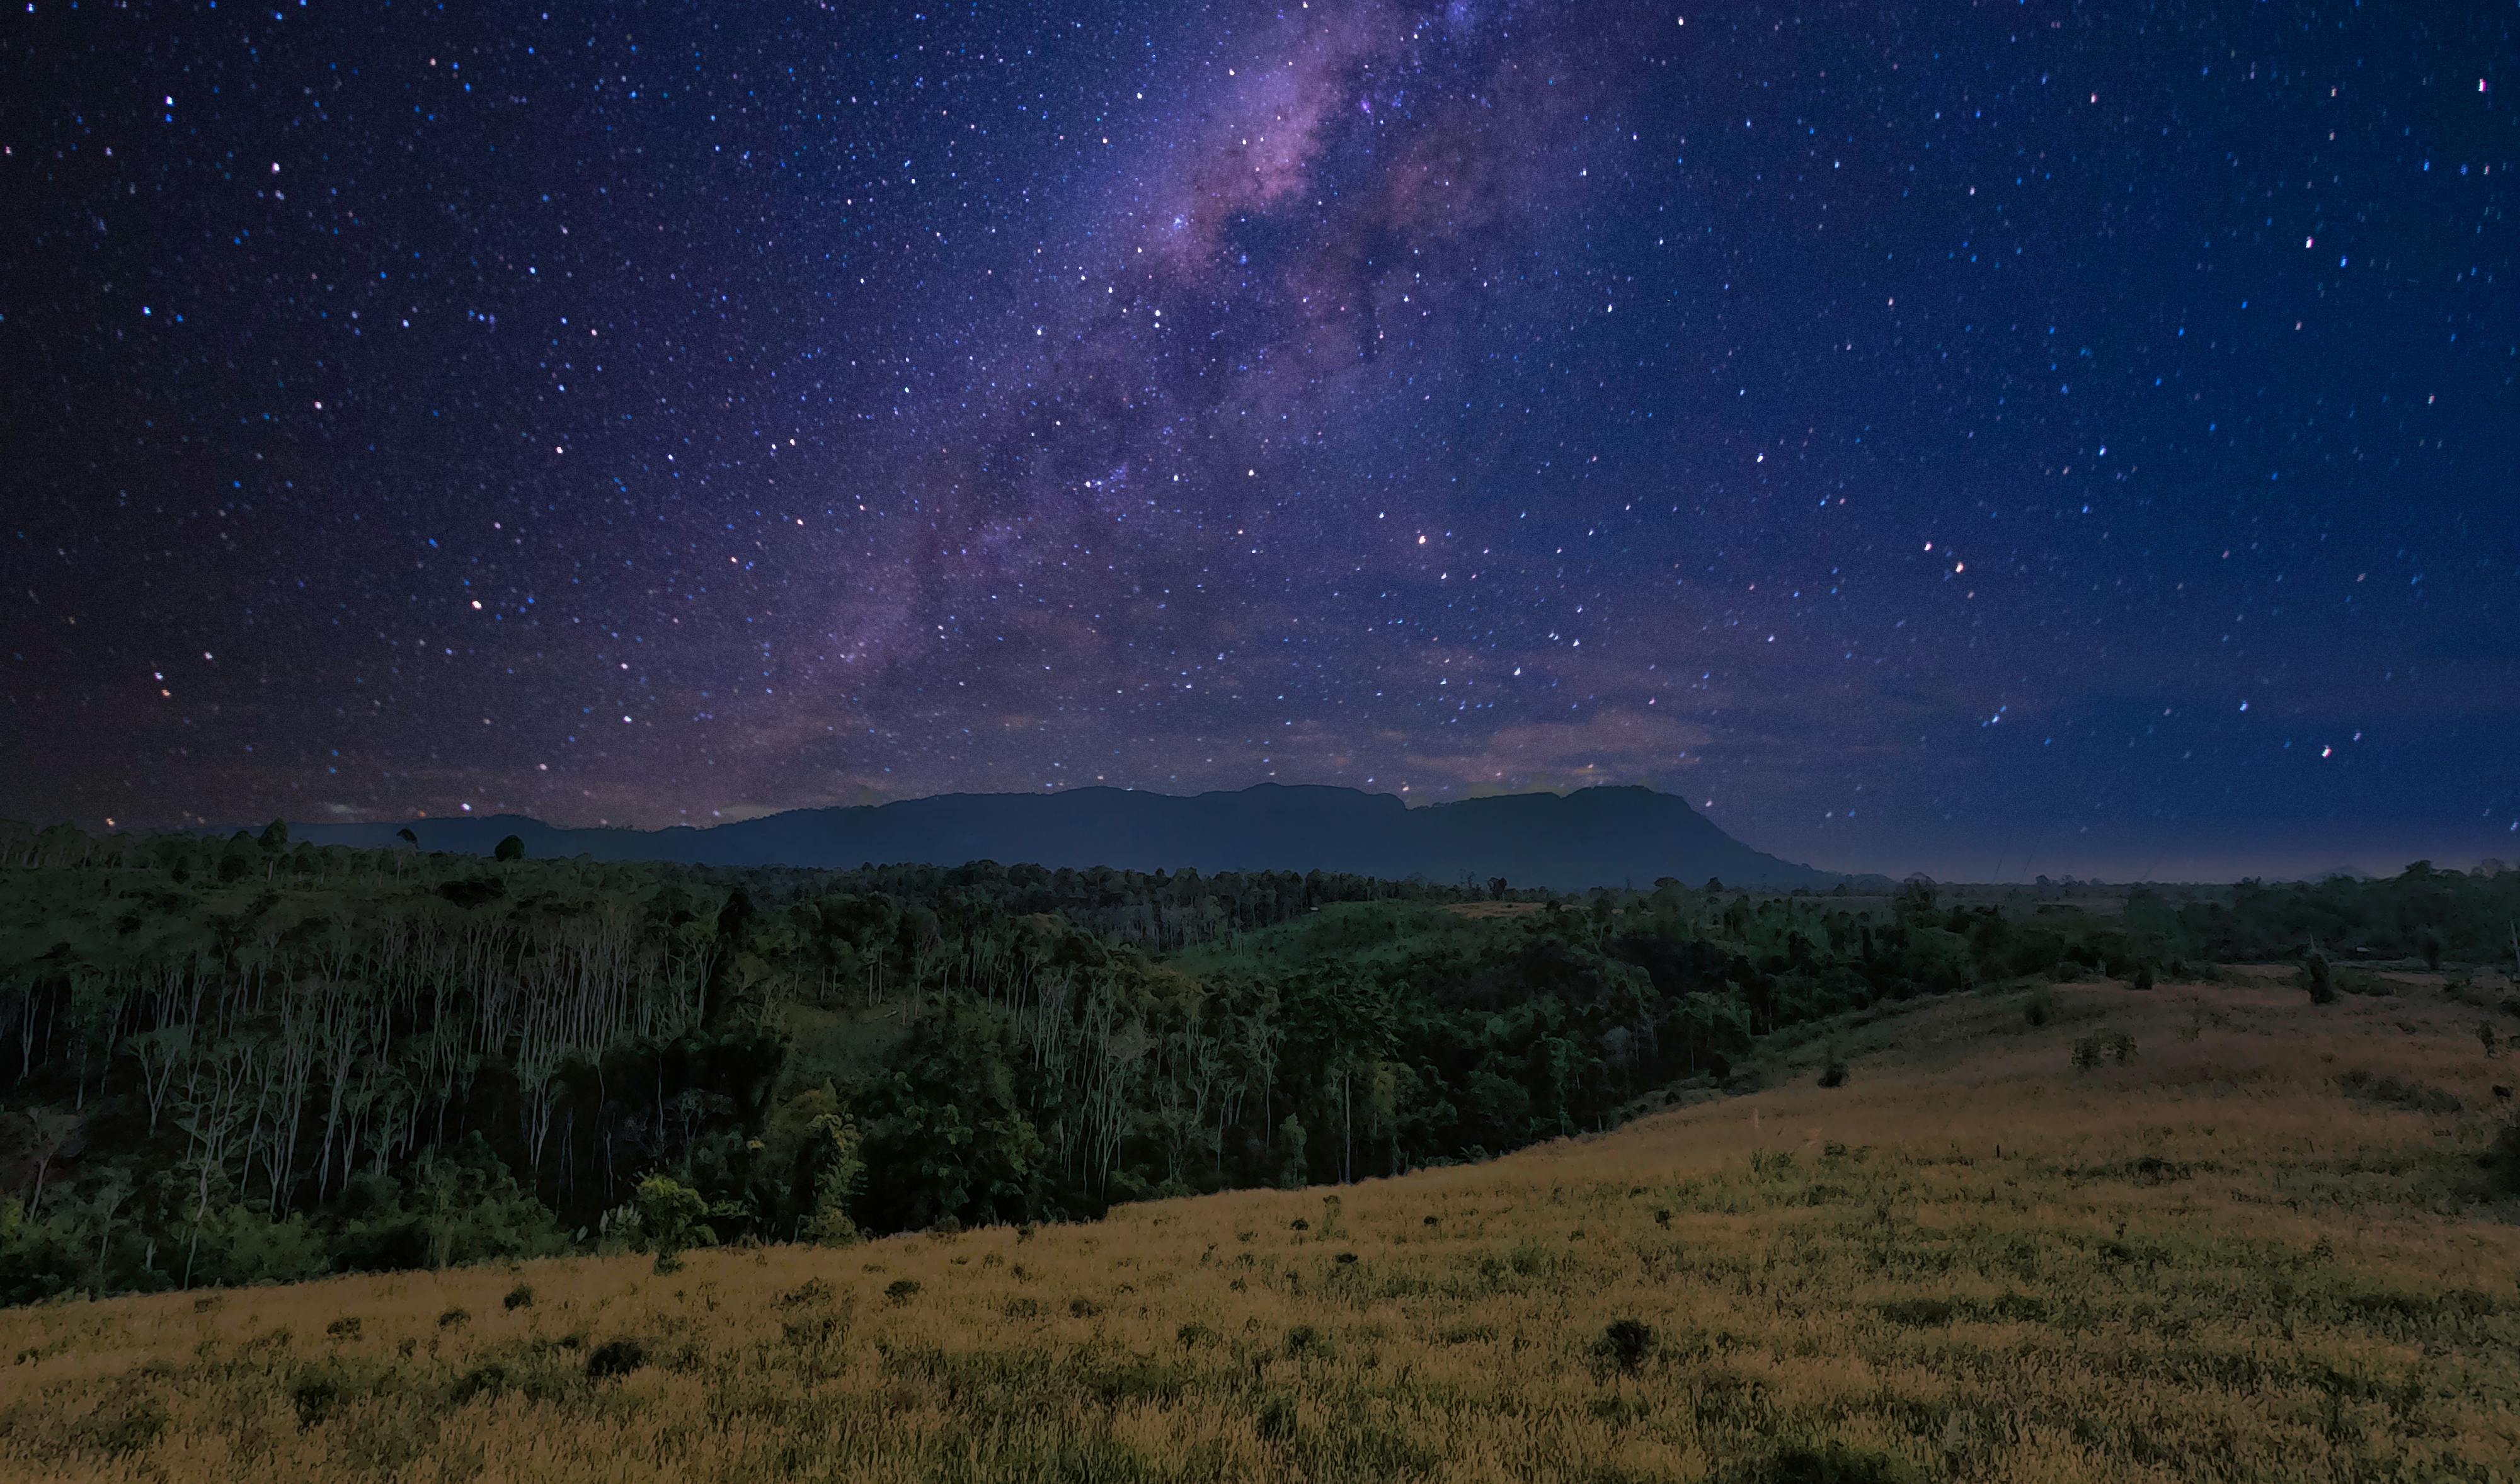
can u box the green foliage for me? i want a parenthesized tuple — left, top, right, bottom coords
(314, 1139, 561, 1277)
(6, 822, 2516, 1308)
(631, 1176, 709, 1258)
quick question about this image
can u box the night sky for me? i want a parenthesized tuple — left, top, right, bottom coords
(4, 1, 2515, 881)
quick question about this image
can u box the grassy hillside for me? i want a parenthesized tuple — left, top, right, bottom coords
(4, 973, 2514, 1483)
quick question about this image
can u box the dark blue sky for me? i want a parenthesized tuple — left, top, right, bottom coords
(4, 0, 2514, 880)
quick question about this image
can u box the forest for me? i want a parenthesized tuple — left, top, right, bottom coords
(3, 817, 2516, 1304)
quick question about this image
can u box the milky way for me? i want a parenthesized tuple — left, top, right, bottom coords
(4, 0, 2516, 878)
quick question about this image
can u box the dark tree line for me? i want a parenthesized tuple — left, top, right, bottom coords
(3, 821, 2512, 1303)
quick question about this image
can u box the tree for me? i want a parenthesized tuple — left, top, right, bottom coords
(395, 827, 418, 846)
(801, 1112, 865, 1245)
(495, 834, 525, 864)
(633, 1175, 709, 1262)
(258, 819, 290, 850)
(20, 1109, 78, 1218)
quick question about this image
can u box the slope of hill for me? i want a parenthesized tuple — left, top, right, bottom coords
(5, 976, 2514, 1483)
(275, 784, 1845, 891)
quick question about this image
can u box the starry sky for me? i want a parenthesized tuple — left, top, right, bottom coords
(4, 0, 2516, 881)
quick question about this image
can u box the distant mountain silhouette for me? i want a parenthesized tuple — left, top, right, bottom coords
(275, 784, 1845, 892)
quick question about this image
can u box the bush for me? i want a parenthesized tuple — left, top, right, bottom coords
(2131, 961, 2156, 991)
(2482, 1120, 2520, 1195)
(1818, 1056, 1849, 1089)
(585, 1338, 646, 1380)
(1877, 1297, 1956, 1327)
(2339, 1069, 2461, 1114)
(503, 1283, 534, 1311)
(2071, 1037, 2103, 1072)
(1738, 1441, 1928, 1484)
(289, 1375, 341, 1429)
(1594, 1318, 1655, 1373)
(2303, 954, 2336, 1005)
(884, 1279, 921, 1304)
(2024, 986, 2055, 1027)
(632, 1175, 709, 1258)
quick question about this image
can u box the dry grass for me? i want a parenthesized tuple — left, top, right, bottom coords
(1440, 901, 1549, 920)
(4, 979, 2516, 1483)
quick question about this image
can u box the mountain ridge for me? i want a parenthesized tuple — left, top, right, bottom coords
(270, 783, 1847, 891)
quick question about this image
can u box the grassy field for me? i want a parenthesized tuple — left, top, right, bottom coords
(4, 973, 2515, 1483)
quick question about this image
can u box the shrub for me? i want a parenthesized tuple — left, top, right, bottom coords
(2024, 986, 2054, 1027)
(2071, 1037, 2103, 1072)
(2131, 961, 2156, 991)
(2303, 954, 2337, 1005)
(1594, 1318, 1655, 1373)
(1741, 1441, 1929, 1484)
(633, 1175, 709, 1259)
(449, 1362, 515, 1406)
(2482, 1120, 2520, 1194)
(503, 1283, 534, 1311)
(2109, 1032, 2137, 1065)
(1877, 1297, 1956, 1327)
(1818, 1056, 1849, 1089)
(438, 1306, 469, 1329)
(585, 1338, 646, 1381)
(2339, 1069, 2461, 1114)
(74, 1397, 168, 1456)
(884, 1279, 921, 1304)
(290, 1375, 341, 1429)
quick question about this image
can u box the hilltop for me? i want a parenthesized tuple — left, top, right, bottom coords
(270, 784, 1849, 893)
(3, 973, 2515, 1483)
